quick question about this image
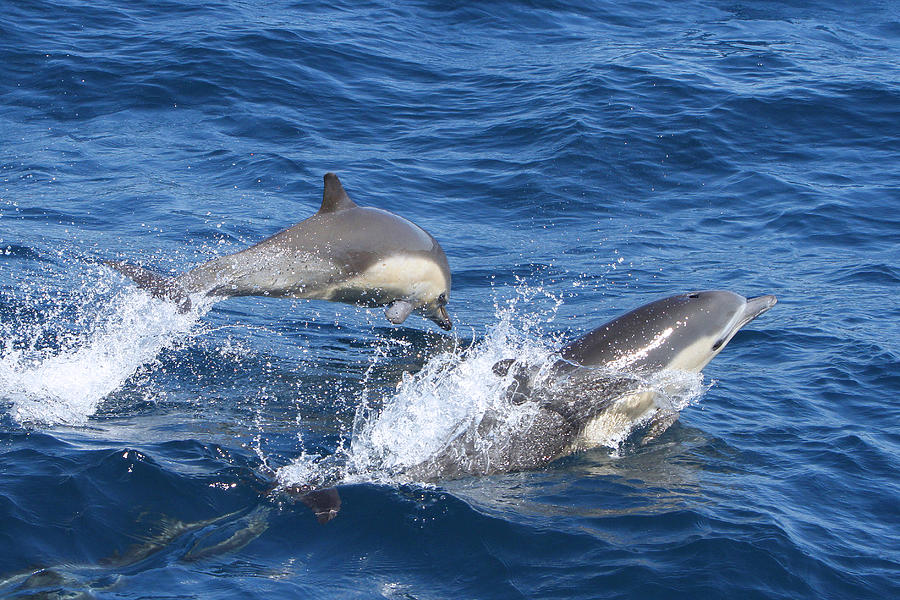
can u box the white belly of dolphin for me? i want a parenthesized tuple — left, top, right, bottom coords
(325, 255, 446, 305)
(572, 390, 658, 450)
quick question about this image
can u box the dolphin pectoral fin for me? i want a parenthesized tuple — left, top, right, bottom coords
(640, 411, 679, 446)
(298, 488, 342, 524)
(104, 260, 192, 313)
(385, 300, 414, 324)
(541, 373, 639, 425)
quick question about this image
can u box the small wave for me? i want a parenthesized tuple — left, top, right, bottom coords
(0, 243, 45, 261)
(830, 262, 900, 286)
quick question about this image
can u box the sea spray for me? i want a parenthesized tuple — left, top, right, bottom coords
(346, 314, 558, 480)
(0, 276, 206, 426)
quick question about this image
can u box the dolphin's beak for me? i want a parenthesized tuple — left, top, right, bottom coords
(432, 305, 452, 331)
(741, 294, 777, 326)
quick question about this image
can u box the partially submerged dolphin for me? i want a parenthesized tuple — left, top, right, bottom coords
(404, 290, 777, 481)
(106, 173, 453, 330)
(280, 291, 777, 522)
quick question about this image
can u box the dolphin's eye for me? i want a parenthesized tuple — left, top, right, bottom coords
(438, 293, 447, 305)
(711, 338, 724, 351)
(688, 293, 700, 299)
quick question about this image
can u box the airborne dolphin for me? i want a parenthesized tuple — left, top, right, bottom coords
(405, 291, 777, 481)
(106, 173, 453, 330)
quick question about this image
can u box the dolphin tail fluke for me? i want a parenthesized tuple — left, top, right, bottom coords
(268, 482, 342, 524)
(104, 260, 192, 313)
(297, 487, 342, 524)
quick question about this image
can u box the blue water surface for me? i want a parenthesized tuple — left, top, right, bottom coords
(1, 1, 898, 598)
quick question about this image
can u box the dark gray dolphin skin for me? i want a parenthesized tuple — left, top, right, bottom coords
(405, 291, 777, 481)
(105, 173, 453, 330)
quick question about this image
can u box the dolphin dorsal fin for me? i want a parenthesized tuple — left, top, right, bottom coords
(318, 172, 357, 214)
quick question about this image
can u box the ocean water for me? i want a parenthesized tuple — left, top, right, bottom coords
(1, 0, 898, 598)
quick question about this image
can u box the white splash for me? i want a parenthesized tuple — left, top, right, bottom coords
(0, 278, 205, 426)
(271, 287, 560, 487)
(345, 310, 558, 481)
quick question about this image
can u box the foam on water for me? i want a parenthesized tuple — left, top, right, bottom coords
(276, 289, 562, 488)
(0, 276, 205, 426)
(346, 312, 555, 481)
